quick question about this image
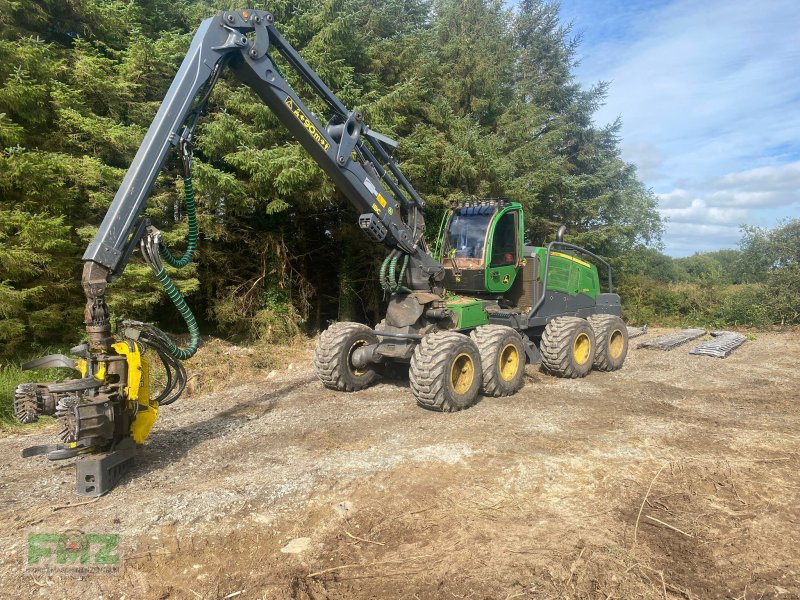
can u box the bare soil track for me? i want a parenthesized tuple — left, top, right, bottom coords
(1, 329, 799, 599)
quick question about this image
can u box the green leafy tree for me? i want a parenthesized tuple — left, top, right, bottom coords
(740, 220, 800, 324)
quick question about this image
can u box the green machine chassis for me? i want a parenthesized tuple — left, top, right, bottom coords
(431, 199, 621, 348)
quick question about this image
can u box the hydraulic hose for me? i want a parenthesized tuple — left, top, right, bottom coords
(140, 225, 200, 362)
(388, 255, 398, 290)
(396, 254, 411, 293)
(152, 266, 200, 360)
(384, 252, 411, 294)
(159, 176, 197, 268)
(379, 251, 396, 292)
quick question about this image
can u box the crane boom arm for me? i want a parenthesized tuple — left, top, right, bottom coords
(81, 9, 443, 348)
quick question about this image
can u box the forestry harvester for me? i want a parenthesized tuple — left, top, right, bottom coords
(15, 9, 629, 495)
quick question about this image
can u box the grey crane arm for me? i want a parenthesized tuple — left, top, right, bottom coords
(80, 9, 443, 347)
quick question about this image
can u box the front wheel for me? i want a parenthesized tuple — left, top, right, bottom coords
(470, 325, 525, 397)
(409, 331, 483, 412)
(314, 322, 379, 391)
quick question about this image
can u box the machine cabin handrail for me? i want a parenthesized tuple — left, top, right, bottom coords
(528, 241, 614, 318)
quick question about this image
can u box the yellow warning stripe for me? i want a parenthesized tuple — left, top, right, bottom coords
(551, 251, 591, 268)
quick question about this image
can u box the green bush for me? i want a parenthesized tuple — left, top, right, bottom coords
(713, 284, 774, 328)
(618, 276, 781, 329)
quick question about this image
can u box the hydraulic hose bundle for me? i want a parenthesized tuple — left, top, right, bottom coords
(122, 319, 188, 406)
(139, 176, 201, 362)
(380, 250, 411, 293)
(159, 176, 198, 269)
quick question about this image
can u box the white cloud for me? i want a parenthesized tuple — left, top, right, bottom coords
(661, 222, 743, 255)
(714, 161, 800, 192)
(660, 199, 749, 226)
(655, 161, 800, 255)
(565, 0, 800, 254)
(704, 190, 792, 209)
(657, 188, 692, 209)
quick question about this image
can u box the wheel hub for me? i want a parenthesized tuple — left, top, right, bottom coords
(499, 343, 519, 381)
(348, 339, 369, 376)
(450, 352, 474, 395)
(609, 329, 624, 359)
(572, 332, 591, 365)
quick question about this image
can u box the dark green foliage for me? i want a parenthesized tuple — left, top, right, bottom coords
(0, 0, 665, 361)
(617, 220, 800, 327)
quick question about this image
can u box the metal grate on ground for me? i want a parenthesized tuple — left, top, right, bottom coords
(627, 325, 648, 339)
(689, 331, 747, 358)
(637, 328, 706, 351)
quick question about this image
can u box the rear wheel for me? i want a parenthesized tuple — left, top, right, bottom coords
(540, 316, 596, 378)
(314, 322, 379, 391)
(409, 331, 483, 412)
(470, 325, 525, 397)
(588, 314, 628, 371)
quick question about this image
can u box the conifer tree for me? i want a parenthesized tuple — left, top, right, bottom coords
(0, 0, 664, 358)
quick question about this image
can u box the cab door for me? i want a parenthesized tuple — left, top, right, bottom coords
(485, 206, 522, 294)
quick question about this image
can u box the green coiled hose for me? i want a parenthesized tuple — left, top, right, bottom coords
(152, 266, 200, 360)
(159, 177, 197, 268)
(388, 255, 398, 289)
(379, 254, 393, 291)
(380, 253, 411, 294)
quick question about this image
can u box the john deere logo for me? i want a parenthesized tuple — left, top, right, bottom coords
(502, 274, 510, 284)
(27, 529, 121, 574)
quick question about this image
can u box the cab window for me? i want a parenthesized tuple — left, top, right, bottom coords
(490, 211, 517, 267)
(446, 206, 493, 260)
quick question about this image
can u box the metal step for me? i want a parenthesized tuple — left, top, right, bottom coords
(689, 331, 747, 358)
(637, 328, 706, 351)
(627, 325, 648, 339)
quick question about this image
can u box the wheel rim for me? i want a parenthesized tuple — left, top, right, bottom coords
(348, 339, 368, 376)
(572, 332, 591, 365)
(609, 329, 624, 359)
(450, 352, 475, 395)
(499, 343, 520, 381)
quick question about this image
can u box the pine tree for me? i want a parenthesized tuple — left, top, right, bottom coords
(0, 0, 664, 358)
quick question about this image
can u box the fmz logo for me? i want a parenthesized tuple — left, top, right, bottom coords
(27, 529, 121, 574)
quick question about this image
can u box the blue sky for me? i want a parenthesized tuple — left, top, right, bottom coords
(557, 0, 800, 256)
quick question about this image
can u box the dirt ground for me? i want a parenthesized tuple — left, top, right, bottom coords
(0, 328, 799, 600)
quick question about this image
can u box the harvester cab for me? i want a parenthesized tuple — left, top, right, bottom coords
(436, 200, 524, 295)
(435, 199, 604, 315)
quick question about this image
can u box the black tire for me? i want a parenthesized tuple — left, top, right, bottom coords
(588, 314, 628, 371)
(540, 316, 596, 378)
(470, 325, 525, 397)
(409, 331, 483, 412)
(314, 322, 379, 392)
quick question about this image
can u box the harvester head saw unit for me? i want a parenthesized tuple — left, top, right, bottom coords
(16, 321, 187, 495)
